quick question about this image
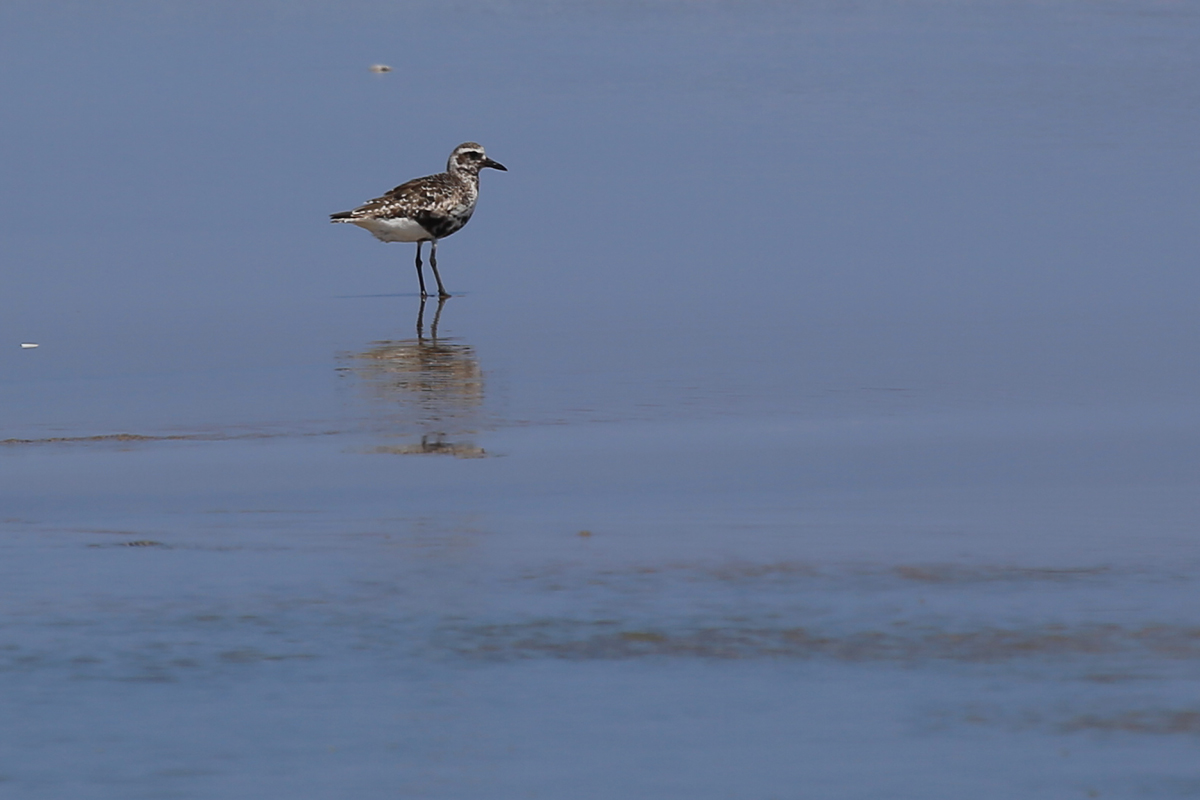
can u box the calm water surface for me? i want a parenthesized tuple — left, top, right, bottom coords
(2, 1, 1200, 797)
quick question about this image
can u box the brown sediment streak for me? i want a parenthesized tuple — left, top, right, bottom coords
(0, 431, 340, 446)
(1059, 709, 1200, 734)
(444, 621, 1200, 663)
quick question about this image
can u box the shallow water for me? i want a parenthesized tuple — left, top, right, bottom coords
(2, 1, 1200, 797)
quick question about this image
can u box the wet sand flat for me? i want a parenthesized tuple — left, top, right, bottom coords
(2, 1, 1200, 798)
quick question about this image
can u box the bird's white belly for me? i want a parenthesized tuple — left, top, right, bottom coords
(353, 216, 432, 243)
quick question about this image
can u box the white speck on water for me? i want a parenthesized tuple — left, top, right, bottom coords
(369, 64, 392, 73)
(20, 343, 38, 349)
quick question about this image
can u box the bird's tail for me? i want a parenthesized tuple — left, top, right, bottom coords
(330, 211, 355, 223)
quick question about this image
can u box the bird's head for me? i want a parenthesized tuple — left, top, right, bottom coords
(448, 142, 507, 176)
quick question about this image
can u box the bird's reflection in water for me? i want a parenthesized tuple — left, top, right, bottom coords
(340, 298, 487, 457)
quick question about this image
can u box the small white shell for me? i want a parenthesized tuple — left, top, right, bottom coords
(20, 343, 38, 349)
(369, 64, 392, 73)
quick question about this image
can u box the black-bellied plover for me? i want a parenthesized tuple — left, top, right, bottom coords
(331, 142, 507, 298)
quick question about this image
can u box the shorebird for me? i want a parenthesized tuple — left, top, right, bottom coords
(331, 142, 507, 298)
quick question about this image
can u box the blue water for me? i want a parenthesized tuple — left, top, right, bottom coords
(2, 1, 1200, 797)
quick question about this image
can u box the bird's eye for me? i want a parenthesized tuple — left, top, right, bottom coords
(469, 152, 482, 159)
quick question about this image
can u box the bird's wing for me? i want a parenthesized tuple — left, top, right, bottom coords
(345, 173, 461, 219)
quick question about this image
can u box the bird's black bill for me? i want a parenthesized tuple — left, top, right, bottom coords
(483, 158, 507, 171)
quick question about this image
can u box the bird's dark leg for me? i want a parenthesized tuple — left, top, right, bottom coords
(414, 241, 428, 299)
(429, 239, 450, 298)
